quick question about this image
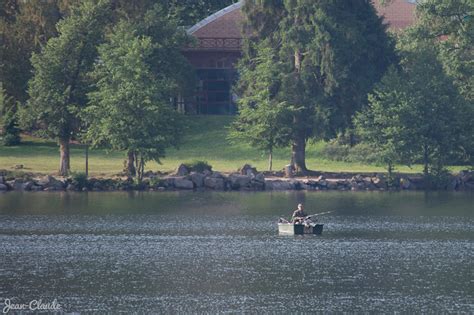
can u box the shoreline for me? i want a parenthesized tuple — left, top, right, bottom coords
(1, 166, 473, 192)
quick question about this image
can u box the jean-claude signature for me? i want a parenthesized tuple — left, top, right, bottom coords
(2, 298, 62, 313)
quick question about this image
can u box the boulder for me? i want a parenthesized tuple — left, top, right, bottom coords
(204, 177, 225, 190)
(0, 183, 8, 191)
(363, 177, 372, 185)
(447, 177, 459, 191)
(22, 181, 34, 191)
(229, 174, 251, 190)
(0, 176, 4, 184)
(190, 172, 205, 188)
(318, 179, 328, 187)
(8, 179, 24, 190)
(352, 174, 364, 182)
(174, 178, 194, 190)
(327, 180, 338, 190)
(161, 176, 179, 188)
(265, 180, 295, 190)
(400, 177, 411, 190)
(175, 164, 189, 176)
(239, 164, 257, 177)
(37, 175, 55, 187)
(30, 185, 43, 191)
(372, 176, 385, 188)
(210, 171, 225, 179)
(254, 172, 265, 183)
(351, 181, 366, 191)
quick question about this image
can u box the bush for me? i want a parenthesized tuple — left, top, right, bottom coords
(346, 143, 380, 164)
(184, 160, 212, 173)
(320, 140, 350, 161)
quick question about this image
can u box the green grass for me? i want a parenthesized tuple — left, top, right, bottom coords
(0, 116, 468, 176)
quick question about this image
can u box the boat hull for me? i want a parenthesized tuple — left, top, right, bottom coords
(278, 223, 324, 235)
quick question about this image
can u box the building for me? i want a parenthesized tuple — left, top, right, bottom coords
(181, 0, 416, 115)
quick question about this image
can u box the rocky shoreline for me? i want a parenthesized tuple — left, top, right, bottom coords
(0, 164, 473, 192)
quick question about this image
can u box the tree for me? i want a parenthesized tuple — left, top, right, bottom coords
(231, 43, 292, 171)
(413, 0, 474, 168)
(414, 0, 473, 102)
(0, 0, 80, 103)
(0, 82, 20, 146)
(355, 41, 468, 187)
(24, 0, 110, 176)
(84, 7, 190, 181)
(237, 0, 396, 174)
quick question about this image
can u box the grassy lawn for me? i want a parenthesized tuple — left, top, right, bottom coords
(0, 115, 468, 176)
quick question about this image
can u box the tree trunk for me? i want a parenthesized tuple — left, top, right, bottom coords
(291, 131, 308, 174)
(127, 150, 136, 177)
(85, 145, 89, 177)
(268, 148, 273, 171)
(423, 145, 429, 178)
(59, 138, 70, 176)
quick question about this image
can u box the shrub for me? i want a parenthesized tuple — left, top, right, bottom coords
(321, 141, 379, 164)
(320, 140, 350, 161)
(346, 143, 380, 164)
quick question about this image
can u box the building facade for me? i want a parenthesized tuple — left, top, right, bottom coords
(182, 0, 416, 115)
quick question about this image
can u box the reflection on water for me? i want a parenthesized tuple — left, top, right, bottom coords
(0, 191, 473, 313)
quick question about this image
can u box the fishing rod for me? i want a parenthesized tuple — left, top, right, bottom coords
(306, 211, 333, 218)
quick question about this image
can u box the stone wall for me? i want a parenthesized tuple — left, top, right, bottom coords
(0, 167, 473, 192)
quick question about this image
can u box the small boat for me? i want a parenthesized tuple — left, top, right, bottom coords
(278, 222, 324, 235)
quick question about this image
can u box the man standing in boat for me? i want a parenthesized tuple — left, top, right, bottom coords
(292, 203, 307, 223)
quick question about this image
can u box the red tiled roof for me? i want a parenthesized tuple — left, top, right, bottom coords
(189, 0, 416, 39)
(374, 0, 416, 30)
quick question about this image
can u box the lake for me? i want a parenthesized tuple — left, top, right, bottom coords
(0, 191, 473, 313)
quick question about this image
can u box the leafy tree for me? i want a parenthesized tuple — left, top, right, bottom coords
(231, 43, 292, 171)
(0, 0, 80, 102)
(237, 0, 396, 174)
(414, 0, 473, 102)
(355, 41, 469, 187)
(0, 82, 20, 145)
(24, 0, 110, 176)
(84, 7, 190, 181)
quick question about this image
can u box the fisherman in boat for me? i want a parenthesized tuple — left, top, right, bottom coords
(292, 203, 307, 223)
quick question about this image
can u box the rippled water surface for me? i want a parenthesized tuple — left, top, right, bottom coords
(0, 191, 473, 313)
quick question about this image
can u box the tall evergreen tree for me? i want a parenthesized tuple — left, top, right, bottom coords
(24, 0, 110, 176)
(237, 0, 396, 174)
